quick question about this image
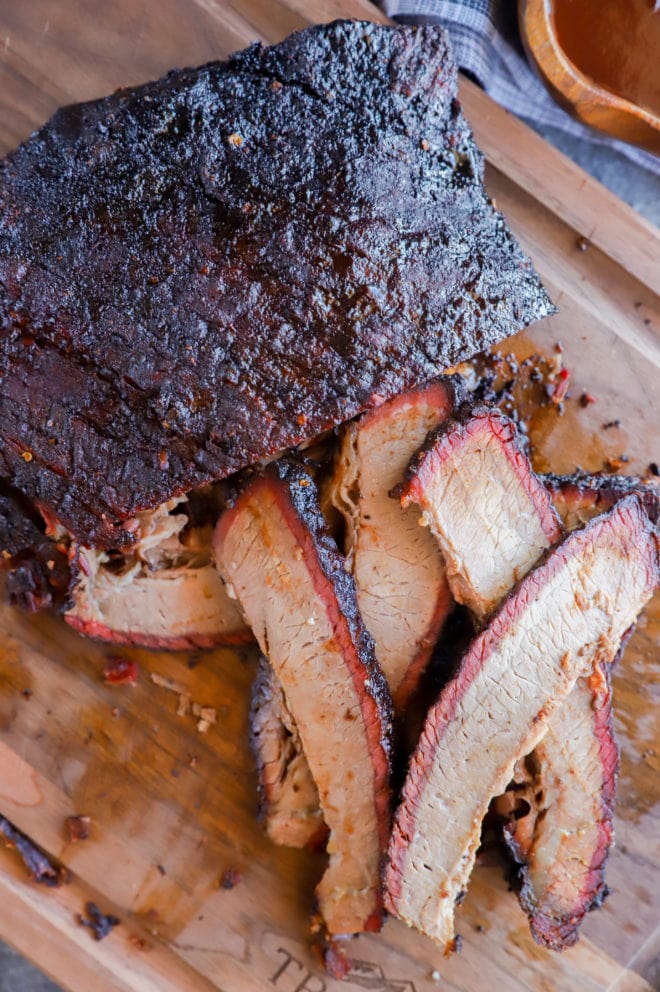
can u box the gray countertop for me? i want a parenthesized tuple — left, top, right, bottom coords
(1, 122, 658, 992)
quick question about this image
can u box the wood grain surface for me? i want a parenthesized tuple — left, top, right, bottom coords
(0, 2, 658, 991)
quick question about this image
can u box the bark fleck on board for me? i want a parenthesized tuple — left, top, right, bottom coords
(0, 2, 658, 990)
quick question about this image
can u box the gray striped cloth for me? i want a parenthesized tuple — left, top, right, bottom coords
(381, 0, 660, 175)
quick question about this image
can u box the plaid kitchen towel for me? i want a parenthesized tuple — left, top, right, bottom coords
(381, 0, 660, 175)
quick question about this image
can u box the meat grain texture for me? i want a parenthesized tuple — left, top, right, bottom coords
(331, 378, 462, 709)
(214, 460, 391, 936)
(400, 406, 563, 620)
(385, 497, 659, 949)
(65, 499, 249, 647)
(0, 20, 554, 551)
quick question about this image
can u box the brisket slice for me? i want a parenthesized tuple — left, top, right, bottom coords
(213, 460, 391, 935)
(501, 661, 617, 951)
(384, 496, 658, 949)
(250, 656, 327, 850)
(330, 379, 462, 709)
(0, 20, 554, 550)
(65, 548, 249, 649)
(249, 378, 461, 848)
(399, 407, 563, 621)
(544, 471, 659, 532)
(65, 499, 250, 648)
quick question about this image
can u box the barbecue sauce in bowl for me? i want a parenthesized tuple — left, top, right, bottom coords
(552, 0, 660, 116)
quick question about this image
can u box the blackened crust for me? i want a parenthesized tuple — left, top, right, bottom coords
(0, 482, 69, 610)
(543, 472, 659, 526)
(0, 20, 554, 549)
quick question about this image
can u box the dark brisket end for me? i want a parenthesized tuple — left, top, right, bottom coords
(0, 480, 69, 610)
(544, 471, 659, 529)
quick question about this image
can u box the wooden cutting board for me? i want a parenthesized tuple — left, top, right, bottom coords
(0, 2, 658, 991)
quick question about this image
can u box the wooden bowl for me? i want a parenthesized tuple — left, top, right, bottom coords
(519, 0, 660, 153)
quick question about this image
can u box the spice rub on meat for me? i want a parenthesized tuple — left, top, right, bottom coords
(399, 407, 563, 621)
(330, 379, 463, 709)
(214, 460, 391, 935)
(0, 20, 554, 551)
(384, 497, 659, 950)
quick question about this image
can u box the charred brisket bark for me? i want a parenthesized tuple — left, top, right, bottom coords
(214, 460, 391, 935)
(0, 481, 69, 611)
(0, 20, 554, 550)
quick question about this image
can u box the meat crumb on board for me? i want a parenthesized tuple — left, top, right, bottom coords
(150, 672, 217, 733)
(103, 656, 139, 686)
(65, 815, 91, 843)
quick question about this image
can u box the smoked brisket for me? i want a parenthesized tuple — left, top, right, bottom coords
(0, 21, 554, 549)
(384, 496, 659, 949)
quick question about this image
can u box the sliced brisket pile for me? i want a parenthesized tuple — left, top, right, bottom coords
(252, 378, 463, 851)
(385, 495, 658, 948)
(0, 20, 553, 558)
(214, 461, 391, 936)
(386, 409, 659, 949)
(1, 12, 654, 970)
